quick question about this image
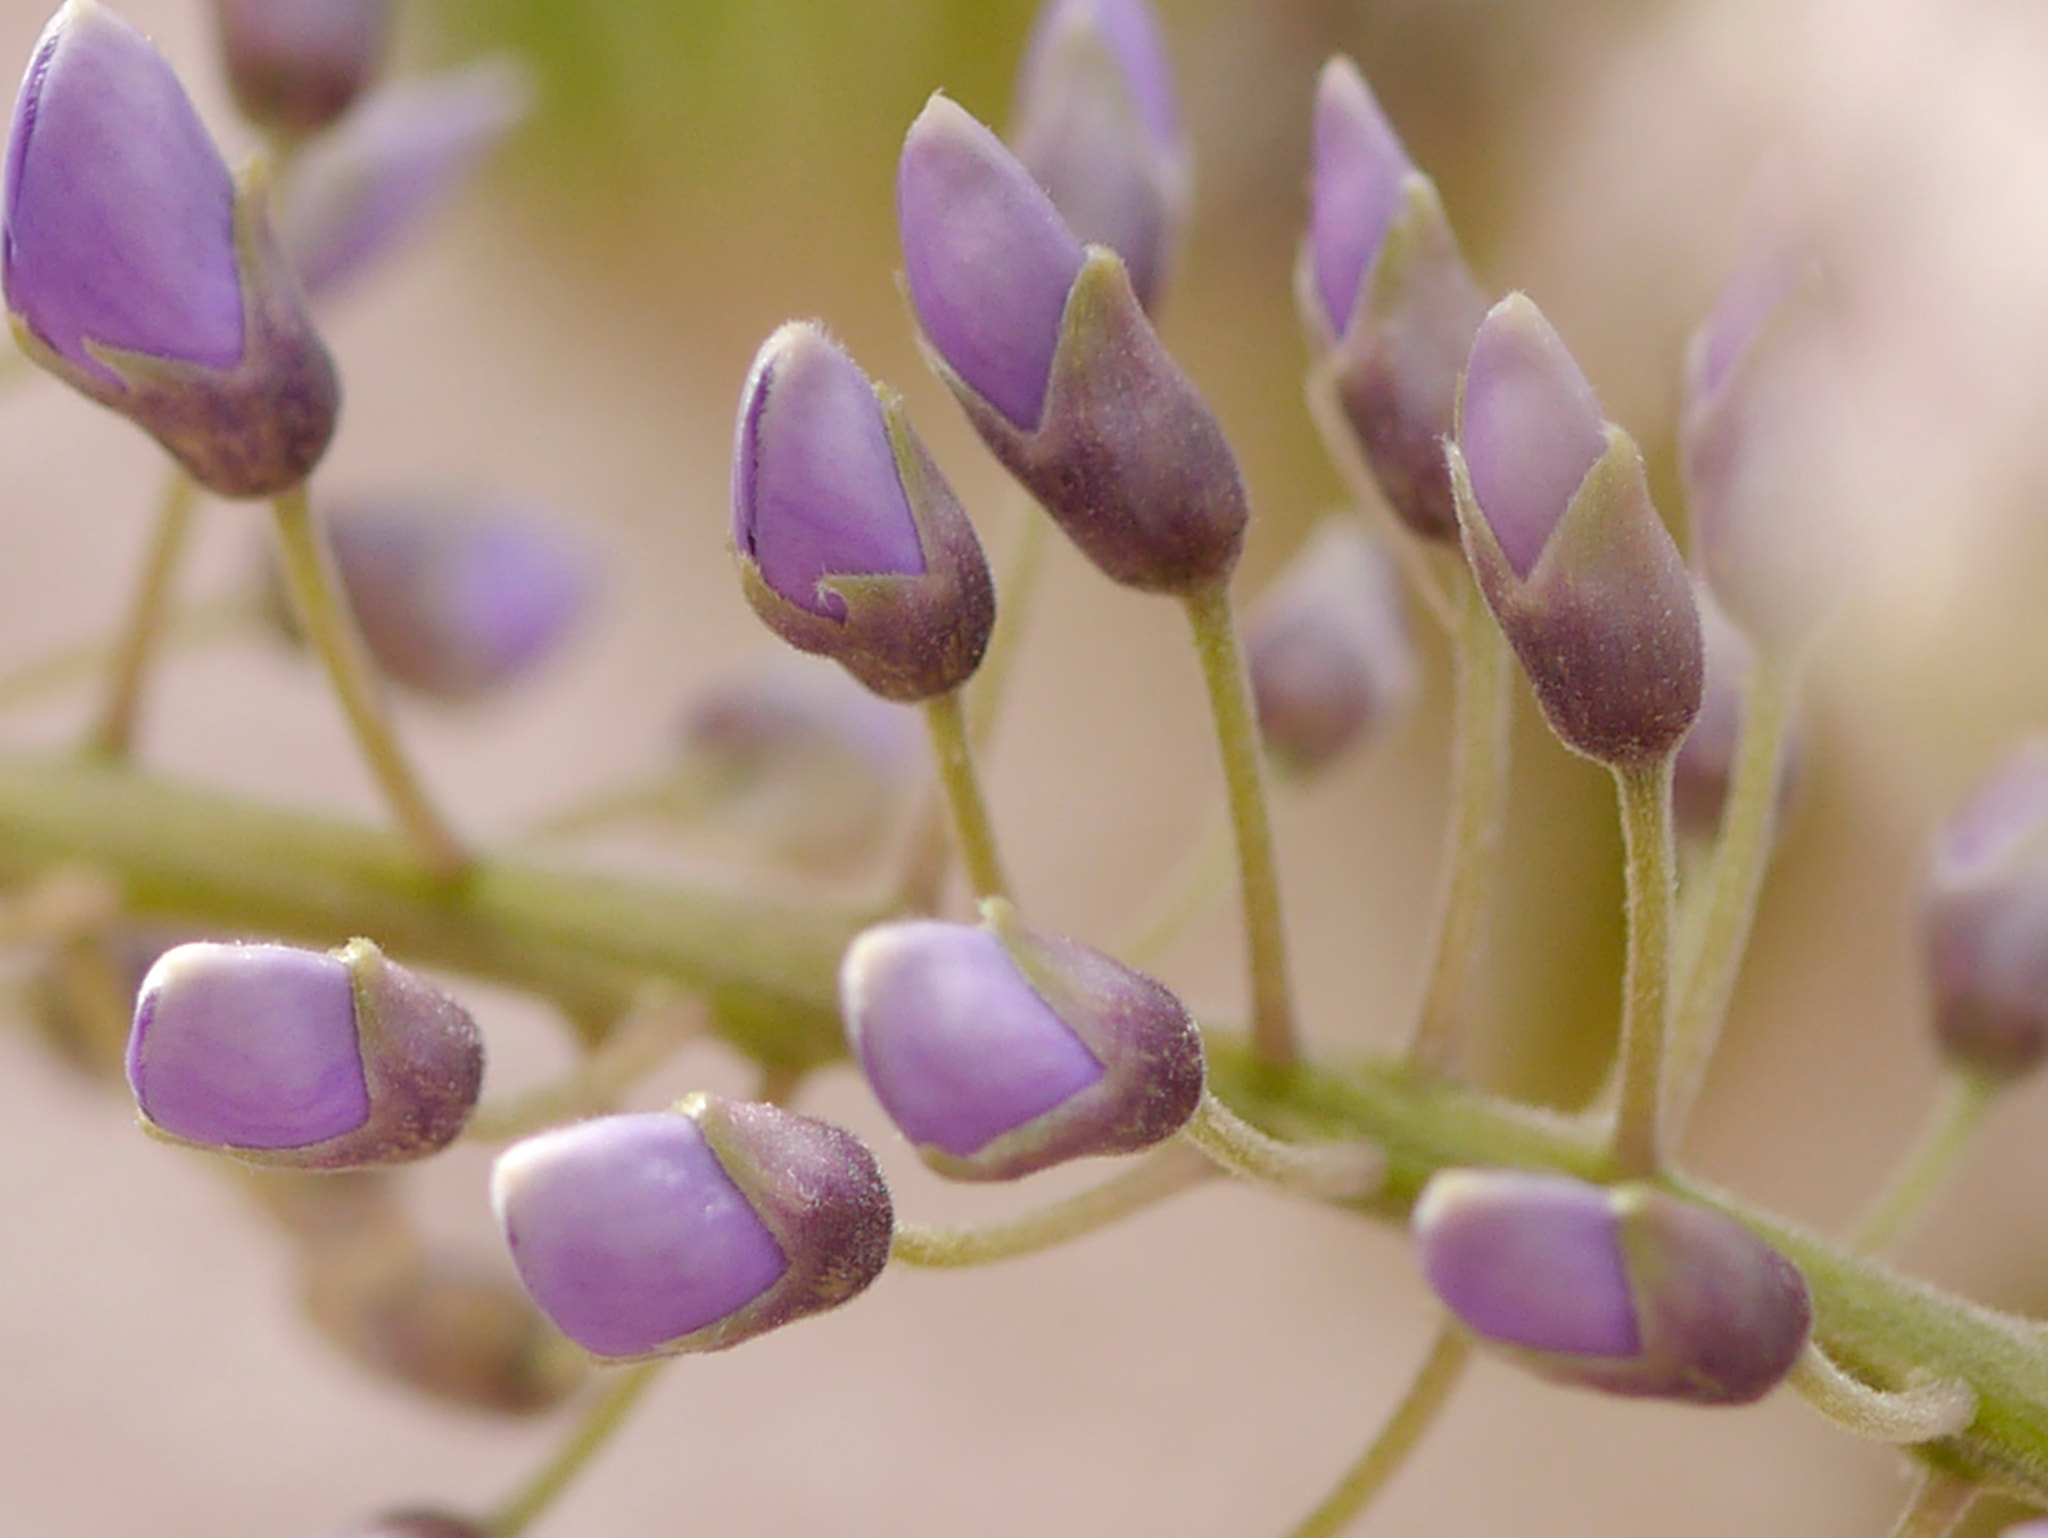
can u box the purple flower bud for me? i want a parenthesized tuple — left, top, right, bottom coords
(840, 899, 1205, 1180)
(1921, 739, 2048, 1080)
(3, 0, 338, 496)
(215, 0, 392, 138)
(267, 496, 599, 701)
(1307, 56, 1409, 341)
(733, 322, 994, 701)
(312, 1512, 487, 1538)
(901, 95, 1246, 593)
(127, 938, 483, 1169)
(1450, 295, 1702, 768)
(1011, 0, 1188, 313)
(492, 1096, 892, 1360)
(276, 58, 533, 303)
(1415, 1169, 1811, 1405)
(1672, 591, 1801, 844)
(1244, 519, 1417, 778)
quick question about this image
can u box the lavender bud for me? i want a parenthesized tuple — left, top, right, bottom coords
(311, 1512, 487, 1538)
(900, 94, 1246, 593)
(127, 938, 483, 1169)
(492, 1096, 892, 1360)
(276, 58, 534, 303)
(264, 496, 598, 701)
(1415, 1170, 1811, 1405)
(1921, 739, 2048, 1080)
(3, 0, 338, 497)
(1244, 519, 1417, 778)
(1011, 0, 1188, 313)
(1672, 590, 1801, 844)
(1300, 57, 1487, 543)
(1449, 294, 1702, 768)
(733, 322, 994, 701)
(215, 0, 391, 138)
(839, 898, 1205, 1181)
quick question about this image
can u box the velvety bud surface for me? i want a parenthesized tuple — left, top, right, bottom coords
(216, 0, 391, 137)
(900, 92, 1086, 431)
(4, 0, 245, 383)
(1460, 295, 1608, 579)
(493, 1111, 790, 1360)
(1309, 56, 1410, 340)
(734, 323, 927, 619)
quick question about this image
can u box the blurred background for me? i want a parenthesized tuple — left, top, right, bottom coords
(4, 0, 2048, 1533)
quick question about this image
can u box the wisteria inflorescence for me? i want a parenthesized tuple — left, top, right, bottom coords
(4, 1, 2048, 1536)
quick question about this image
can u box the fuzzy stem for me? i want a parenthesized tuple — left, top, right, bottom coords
(922, 689, 1009, 902)
(85, 467, 200, 759)
(269, 484, 469, 878)
(1851, 1071, 2000, 1256)
(1179, 1090, 1381, 1199)
(484, 1359, 667, 1538)
(1788, 1343, 1978, 1444)
(1886, 1467, 1980, 1538)
(1282, 1324, 1473, 1538)
(1184, 581, 1297, 1068)
(1611, 756, 1679, 1178)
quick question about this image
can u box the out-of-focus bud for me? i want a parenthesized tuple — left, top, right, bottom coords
(1680, 198, 1858, 658)
(215, 0, 391, 138)
(262, 496, 599, 701)
(24, 924, 182, 1083)
(1672, 591, 1802, 844)
(1244, 519, 1416, 779)
(839, 898, 1205, 1181)
(492, 1096, 892, 1360)
(311, 1511, 487, 1538)
(1448, 294, 1702, 769)
(276, 58, 534, 303)
(1414, 1169, 1811, 1405)
(1300, 57, 1487, 544)
(2, 0, 338, 496)
(899, 94, 1246, 593)
(1010, 0, 1188, 313)
(127, 939, 483, 1168)
(1921, 739, 2048, 1081)
(733, 322, 994, 701)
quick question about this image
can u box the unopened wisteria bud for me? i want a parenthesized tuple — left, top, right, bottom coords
(1301, 57, 1487, 544)
(312, 1511, 486, 1538)
(492, 1096, 892, 1360)
(3, 0, 338, 497)
(127, 939, 483, 1168)
(899, 94, 1246, 593)
(1921, 740, 2048, 1080)
(1011, 0, 1188, 313)
(1415, 1170, 1811, 1404)
(1672, 592, 1801, 843)
(263, 497, 598, 701)
(1244, 519, 1416, 778)
(840, 898, 1205, 1180)
(215, 0, 392, 138)
(277, 58, 534, 302)
(1449, 295, 1702, 768)
(734, 322, 994, 701)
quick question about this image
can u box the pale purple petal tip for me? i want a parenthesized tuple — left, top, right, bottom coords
(1416, 1170, 1641, 1358)
(493, 1113, 788, 1359)
(1936, 740, 2048, 885)
(1309, 57, 1411, 339)
(127, 942, 369, 1150)
(732, 324, 926, 620)
(1019, 0, 1181, 153)
(899, 94, 1086, 431)
(842, 921, 1105, 1158)
(4, 1, 244, 381)
(1459, 295, 1609, 579)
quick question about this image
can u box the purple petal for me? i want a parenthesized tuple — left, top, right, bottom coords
(1309, 56, 1411, 339)
(1019, 0, 1179, 155)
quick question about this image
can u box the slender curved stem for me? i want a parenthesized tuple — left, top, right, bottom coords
(890, 1142, 1216, 1267)
(1611, 756, 1679, 1179)
(1179, 1090, 1381, 1199)
(268, 484, 468, 878)
(1406, 579, 1513, 1076)
(1184, 581, 1297, 1068)
(484, 1359, 667, 1538)
(1851, 1072, 2000, 1256)
(465, 990, 705, 1143)
(1885, 1467, 1980, 1538)
(1788, 1343, 1977, 1444)
(0, 594, 260, 718)
(1282, 1324, 1473, 1538)
(922, 689, 1009, 903)
(86, 467, 200, 759)
(1118, 810, 1233, 966)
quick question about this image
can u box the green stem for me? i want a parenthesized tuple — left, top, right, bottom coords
(484, 1359, 667, 1538)
(890, 1142, 1216, 1267)
(1886, 1467, 1979, 1538)
(1282, 1324, 1473, 1538)
(1787, 1343, 1977, 1443)
(0, 594, 261, 718)
(1183, 581, 1297, 1069)
(1406, 579, 1513, 1076)
(921, 689, 1009, 903)
(1665, 650, 1802, 1133)
(1611, 756, 1679, 1178)
(85, 467, 200, 759)
(268, 483, 469, 878)
(1179, 1090, 1381, 1199)
(1851, 1072, 2000, 1255)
